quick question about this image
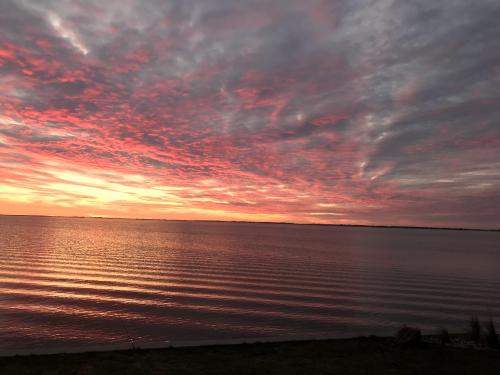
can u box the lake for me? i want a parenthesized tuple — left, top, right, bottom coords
(1, 216, 499, 353)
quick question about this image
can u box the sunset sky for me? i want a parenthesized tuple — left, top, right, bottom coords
(1, 0, 499, 228)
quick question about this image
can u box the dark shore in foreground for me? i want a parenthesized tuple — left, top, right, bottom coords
(2, 336, 500, 375)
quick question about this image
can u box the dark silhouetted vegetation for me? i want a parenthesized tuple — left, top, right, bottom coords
(395, 325, 422, 347)
(486, 320, 499, 349)
(469, 316, 481, 342)
(438, 328, 451, 345)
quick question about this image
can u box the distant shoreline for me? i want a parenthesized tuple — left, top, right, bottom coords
(1, 213, 499, 232)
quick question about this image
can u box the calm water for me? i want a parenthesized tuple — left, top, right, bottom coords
(1, 216, 499, 353)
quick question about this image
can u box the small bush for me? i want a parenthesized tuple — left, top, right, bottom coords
(485, 320, 499, 349)
(438, 328, 451, 345)
(395, 325, 422, 347)
(469, 316, 481, 342)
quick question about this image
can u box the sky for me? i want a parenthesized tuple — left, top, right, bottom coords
(0, 0, 499, 229)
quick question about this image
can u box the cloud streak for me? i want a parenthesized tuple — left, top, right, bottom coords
(0, 0, 499, 228)
(48, 12, 89, 55)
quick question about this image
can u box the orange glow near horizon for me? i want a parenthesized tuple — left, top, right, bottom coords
(0, 157, 349, 224)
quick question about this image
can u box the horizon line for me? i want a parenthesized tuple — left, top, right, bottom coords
(1, 213, 498, 232)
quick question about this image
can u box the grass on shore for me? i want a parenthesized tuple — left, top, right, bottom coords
(1, 335, 500, 375)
